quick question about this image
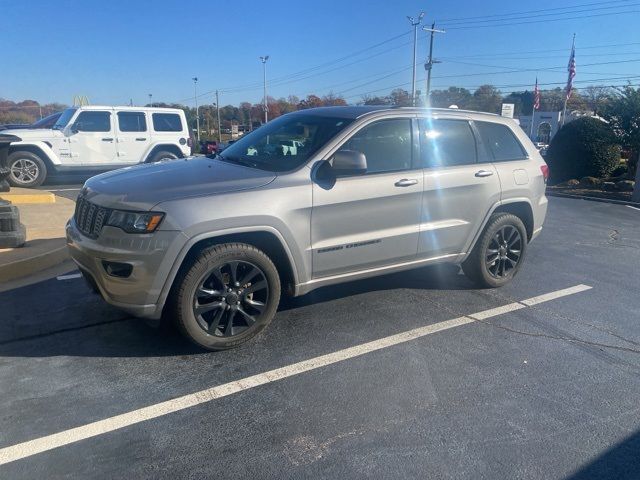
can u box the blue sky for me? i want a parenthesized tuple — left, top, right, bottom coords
(1, 0, 639, 107)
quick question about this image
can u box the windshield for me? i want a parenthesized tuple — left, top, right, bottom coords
(52, 108, 77, 130)
(31, 112, 61, 129)
(217, 114, 353, 172)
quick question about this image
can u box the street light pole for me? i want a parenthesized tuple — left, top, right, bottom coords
(148, 93, 153, 107)
(192, 77, 200, 142)
(423, 23, 445, 107)
(216, 90, 222, 143)
(407, 12, 425, 106)
(260, 56, 270, 124)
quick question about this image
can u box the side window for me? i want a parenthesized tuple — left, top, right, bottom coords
(341, 118, 412, 174)
(475, 121, 527, 162)
(152, 113, 182, 132)
(419, 119, 477, 167)
(117, 112, 147, 132)
(74, 111, 111, 132)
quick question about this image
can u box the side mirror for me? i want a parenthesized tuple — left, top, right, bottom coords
(330, 150, 367, 176)
(70, 123, 81, 134)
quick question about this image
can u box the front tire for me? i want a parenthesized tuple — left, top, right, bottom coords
(148, 150, 179, 163)
(7, 151, 47, 188)
(172, 243, 281, 350)
(462, 213, 527, 288)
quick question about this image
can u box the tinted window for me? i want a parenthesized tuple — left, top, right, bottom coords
(341, 119, 412, 174)
(476, 121, 527, 161)
(419, 119, 477, 167)
(118, 112, 147, 132)
(219, 114, 353, 172)
(152, 113, 182, 132)
(74, 111, 111, 132)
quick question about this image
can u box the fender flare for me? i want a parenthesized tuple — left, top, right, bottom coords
(461, 197, 534, 263)
(8, 141, 62, 165)
(155, 225, 300, 312)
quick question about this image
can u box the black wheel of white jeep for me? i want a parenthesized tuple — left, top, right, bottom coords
(7, 151, 47, 188)
(462, 213, 528, 288)
(148, 150, 179, 163)
(173, 243, 281, 350)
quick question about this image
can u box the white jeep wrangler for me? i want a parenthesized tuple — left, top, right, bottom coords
(4, 106, 191, 188)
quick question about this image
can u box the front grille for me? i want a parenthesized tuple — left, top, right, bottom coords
(74, 196, 110, 238)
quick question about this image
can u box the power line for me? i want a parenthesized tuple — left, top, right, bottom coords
(441, 1, 640, 26)
(443, 9, 640, 30)
(437, 0, 634, 23)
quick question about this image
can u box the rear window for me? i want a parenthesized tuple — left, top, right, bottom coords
(475, 121, 527, 161)
(419, 119, 477, 167)
(152, 113, 183, 132)
(118, 112, 147, 132)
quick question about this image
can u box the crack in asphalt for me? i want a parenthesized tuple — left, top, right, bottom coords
(0, 317, 132, 346)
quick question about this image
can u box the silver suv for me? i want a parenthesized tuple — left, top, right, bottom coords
(66, 106, 548, 350)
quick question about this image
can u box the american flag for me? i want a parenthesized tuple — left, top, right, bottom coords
(533, 77, 540, 110)
(566, 42, 576, 100)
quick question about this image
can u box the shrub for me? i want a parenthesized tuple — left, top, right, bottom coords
(546, 117, 621, 183)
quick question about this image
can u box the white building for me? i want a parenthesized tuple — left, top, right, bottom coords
(518, 111, 593, 144)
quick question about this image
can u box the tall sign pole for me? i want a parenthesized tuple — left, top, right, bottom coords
(407, 12, 425, 106)
(216, 90, 222, 143)
(260, 56, 270, 124)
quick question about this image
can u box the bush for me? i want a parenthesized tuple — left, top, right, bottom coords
(546, 117, 621, 183)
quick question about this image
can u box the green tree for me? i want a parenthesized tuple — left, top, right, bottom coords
(469, 85, 502, 113)
(601, 86, 640, 201)
(389, 88, 411, 106)
(546, 117, 621, 183)
(429, 87, 472, 109)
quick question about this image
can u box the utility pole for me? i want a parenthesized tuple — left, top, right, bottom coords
(407, 12, 425, 106)
(215, 90, 222, 143)
(423, 23, 445, 107)
(260, 56, 270, 123)
(148, 93, 153, 107)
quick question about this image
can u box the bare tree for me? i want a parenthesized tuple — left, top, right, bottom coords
(583, 85, 612, 114)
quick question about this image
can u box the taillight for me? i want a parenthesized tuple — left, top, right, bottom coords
(540, 164, 549, 183)
(187, 138, 193, 147)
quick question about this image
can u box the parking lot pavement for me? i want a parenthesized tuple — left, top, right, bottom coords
(1, 196, 639, 479)
(36, 184, 82, 201)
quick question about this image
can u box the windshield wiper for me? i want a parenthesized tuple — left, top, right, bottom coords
(211, 153, 260, 169)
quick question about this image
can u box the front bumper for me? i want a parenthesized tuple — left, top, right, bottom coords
(66, 219, 183, 319)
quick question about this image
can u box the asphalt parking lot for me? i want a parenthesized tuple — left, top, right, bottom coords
(1, 197, 639, 479)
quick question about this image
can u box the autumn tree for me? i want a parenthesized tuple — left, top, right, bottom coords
(429, 87, 472, 109)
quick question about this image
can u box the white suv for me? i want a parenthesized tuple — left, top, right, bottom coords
(4, 106, 191, 188)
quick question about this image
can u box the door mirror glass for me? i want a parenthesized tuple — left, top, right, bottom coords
(331, 150, 367, 175)
(70, 122, 81, 133)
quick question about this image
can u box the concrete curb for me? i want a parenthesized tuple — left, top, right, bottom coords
(0, 242, 69, 283)
(546, 191, 640, 207)
(0, 191, 56, 204)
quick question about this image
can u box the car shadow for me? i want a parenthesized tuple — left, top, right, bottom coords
(0, 263, 473, 359)
(564, 427, 640, 480)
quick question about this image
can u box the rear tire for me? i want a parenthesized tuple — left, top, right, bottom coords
(148, 150, 179, 163)
(7, 151, 47, 188)
(462, 213, 527, 288)
(171, 243, 281, 351)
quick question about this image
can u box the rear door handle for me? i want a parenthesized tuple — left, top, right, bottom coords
(102, 138, 114, 142)
(475, 170, 494, 178)
(135, 138, 147, 141)
(394, 178, 419, 187)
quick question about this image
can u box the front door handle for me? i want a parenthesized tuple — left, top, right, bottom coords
(395, 178, 419, 187)
(102, 138, 114, 142)
(475, 170, 494, 178)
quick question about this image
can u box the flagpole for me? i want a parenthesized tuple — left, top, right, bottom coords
(561, 33, 576, 128)
(530, 77, 537, 140)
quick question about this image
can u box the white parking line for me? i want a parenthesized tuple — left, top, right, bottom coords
(0, 284, 592, 466)
(627, 205, 640, 211)
(56, 273, 82, 281)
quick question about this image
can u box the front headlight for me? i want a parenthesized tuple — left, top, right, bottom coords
(106, 210, 164, 234)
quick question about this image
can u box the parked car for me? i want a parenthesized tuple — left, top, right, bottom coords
(0, 123, 30, 131)
(200, 140, 220, 155)
(67, 106, 548, 351)
(2, 106, 191, 187)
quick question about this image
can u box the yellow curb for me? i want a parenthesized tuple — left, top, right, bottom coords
(0, 192, 56, 204)
(0, 244, 69, 283)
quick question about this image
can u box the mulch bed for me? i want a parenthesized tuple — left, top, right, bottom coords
(547, 186, 634, 203)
